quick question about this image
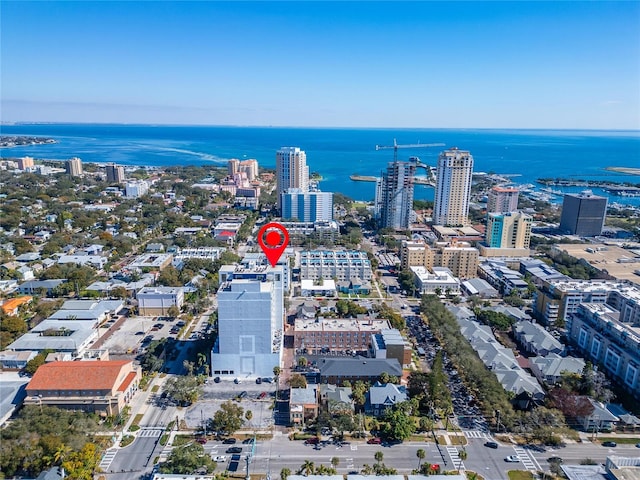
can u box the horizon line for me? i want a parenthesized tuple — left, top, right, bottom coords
(2, 121, 639, 133)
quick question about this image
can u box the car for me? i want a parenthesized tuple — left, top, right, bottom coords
(213, 455, 227, 462)
(258, 391, 267, 399)
(636, 443, 640, 448)
(213, 376, 221, 383)
(195, 437, 207, 444)
(238, 391, 247, 399)
(602, 441, 617, 447)
(225, 447, 242, 454)
(367, 437, 382, 444)
(234, 378, 240, 384)
(242, 438, 255, 444)
(505, 456, 520, 463)
(135, 331, 144, 335)
(256, 377, 262, 384)
(484, 441, 499, 449)
(547, 457, 563, 464)
(222, 438, 237, 444)
(304, 437, 320, 445)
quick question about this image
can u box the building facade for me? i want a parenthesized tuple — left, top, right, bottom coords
(276, 147, 309, 211)
(137, 287, 184, 316)
(65, 157, 83, 177)
(299, 250, 372, 282)
(374, 160, 416, 229)
(24, 360, 140, 416)
(17, 156, 35, 170)
(559, 191, 608, 236)
(294, 317, 389, 354)
(212, 277, 283, 378)
(487, 186, 519, 213)
(433, 148, 474, 226)
(400, 240, 479, 279)
(486, 211, 533, 249)
(281, 189, 333, 222)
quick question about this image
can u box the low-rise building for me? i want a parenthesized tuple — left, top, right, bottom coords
(1, 296, 32, 315)
(0, 350, 37, 369)
(6, 318, 99, 355)
(513, 321, 563, 356)
(289, 385, 318, 426)
(24, 360, 140, 416)
(300, 278, 337, 297)
(137, 287, 184, 316)
(371, 329, 412, 367)
(294, 317, 389, 355)
(317, 357, 402, 386)
(128, 253, 174, 271)
(299, 250, 372, 283)
(365, 381, 408, 416)
(411, 266, 460, 296)
(529, 353, 586, 385)
(319, 384, 354, 414)
(400, 239, 479, 279)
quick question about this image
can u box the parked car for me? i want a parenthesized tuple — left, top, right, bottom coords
(238, 391, 248, 399)
(636, 443, 640, 448)
(242, 438, 255, 444)
(367, 437, 382, 444)
(213, 455, 227, 462)
(602, 441, 617, 447)
(225, 447, 242, 454)
(505, 456, 520, 463)
(484, 441, 499, 449)
(195, 437, 207, 444)
(547, 457, 563, 464)
(304, 437, 320, 445)
(222, 438, 237, 444)
(256, 377, 262, 384)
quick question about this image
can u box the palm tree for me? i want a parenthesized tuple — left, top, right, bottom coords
(458, 448, 468, 473)
(280, 467, 291, 480)
(331, 457, 340, 469)
(374, 450, 384, 464)
(416, 448, 426, 469)
(300, 460, 315, 476)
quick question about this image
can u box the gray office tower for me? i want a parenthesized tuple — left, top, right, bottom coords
(559, 191, 607, 236)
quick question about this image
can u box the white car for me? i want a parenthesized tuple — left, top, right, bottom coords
(505, 455, 520, 463)
(213, 455, 227, 462)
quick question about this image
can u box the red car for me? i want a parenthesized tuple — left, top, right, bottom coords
(367, 437, 382, 444)
(195, 437, 207, 444)
(304, 437, 320, 445)
(258, 391, 267, 399)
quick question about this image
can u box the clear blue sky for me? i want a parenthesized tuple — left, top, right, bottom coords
(2, 1, 639, 129)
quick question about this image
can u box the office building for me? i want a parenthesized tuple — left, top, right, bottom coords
(65, 157, 83, 177)
(374, 160, 416, 229)
(487, 186, 519, 213)
(105, 163, 125, 184)
(559, 191, 608, 236)
(486, 211, 533, 249)
(17, 156, 34, 170)
(276, 147, 309, 211)
(137, 287, 184, 316)
(212, 275, 283, 378)
(433, 147, 474, 226)
(281, 189, 333, 222)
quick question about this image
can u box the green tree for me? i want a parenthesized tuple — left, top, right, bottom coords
(163, 375, 202, 405)
(374, 450, 384, 464)
(416, 448, 426, 469)
(167, 305, 181, 318)
(351, 380, 368, 407)
(288, 373, 307, 388)
(382, 404, 416, 441)
(300, 459, 315, 476)
(210, 400, 245, 435)
(280, 467, 291, 480)
(160, 443, 214, 474)
(331, 457, 340, 469)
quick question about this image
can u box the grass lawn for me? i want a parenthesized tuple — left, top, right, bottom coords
(507, 471, 534, 480)
(131, 413, 144, 426)
(151, 385, 160, 393)
(449, 435, 468, 446)
(597, 436, 640, 444)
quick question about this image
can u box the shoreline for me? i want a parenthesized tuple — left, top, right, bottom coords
(606, 166, 640, 176)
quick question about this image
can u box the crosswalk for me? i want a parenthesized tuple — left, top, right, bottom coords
(98, 448, 117, 471)
(513, 446, 541, 473)
(138, 428, 164, 438)
(463, 430, 492, 439)
(446, 446, 465, 471)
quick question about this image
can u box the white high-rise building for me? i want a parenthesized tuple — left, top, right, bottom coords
(276, 147, 309, 211)
(487, 186, 519, 214)
(212, 271, 284, 378)
(433, 148, 474, 226)
(66, 157, 83, 177)
(281, 189, 333, 222)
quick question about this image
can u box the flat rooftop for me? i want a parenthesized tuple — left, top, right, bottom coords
(555, 243, 640, 286)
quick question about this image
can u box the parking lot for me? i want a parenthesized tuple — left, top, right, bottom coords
(183, 379, 278, 431)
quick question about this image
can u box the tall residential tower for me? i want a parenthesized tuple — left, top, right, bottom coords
(375, 160, 416, 229)
(276, 147, 309, 211)
(433, 148, 474, 226)
(487, 186, 519, 214)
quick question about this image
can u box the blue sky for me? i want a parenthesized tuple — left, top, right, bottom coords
(1, 1, 639, 129)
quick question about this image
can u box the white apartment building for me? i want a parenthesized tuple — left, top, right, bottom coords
(299, 250, 372, 282)
(174, 247, 226, 262)
(212, 278, 283, 378)
(411, 266, 461, 296)
(125, 180, 149, 198)
(433, 147, 474, 226)
(281, 189, 333, 222)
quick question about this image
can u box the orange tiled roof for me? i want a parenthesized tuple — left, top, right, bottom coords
(1, 296, 32, 314)
(26, 360, 131, 392)
(117, 371, 137, 392)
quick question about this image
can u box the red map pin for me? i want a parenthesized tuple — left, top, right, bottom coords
(257, 222, 289, 267)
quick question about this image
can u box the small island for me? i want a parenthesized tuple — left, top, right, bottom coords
(0, 136, 57, 148)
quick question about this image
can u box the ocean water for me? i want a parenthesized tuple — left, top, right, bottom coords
(1, 124, 639, 205)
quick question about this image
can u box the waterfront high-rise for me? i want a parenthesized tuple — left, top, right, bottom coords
(375, 160, 416, 229)
(105, 163, 125, 184)
(433, 148, 474, 226)
(65, 157, 83, 177)
(559, 191, 608, 236)
(276, 147, 309, 211)
(281, 189, 333, 222)
(487, 186, 519, 214)
(17, 156, 34, 170)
